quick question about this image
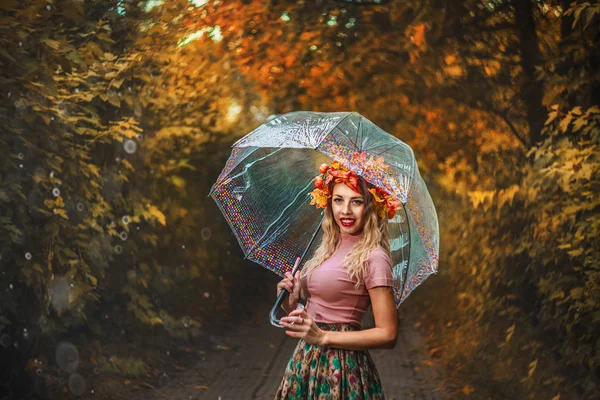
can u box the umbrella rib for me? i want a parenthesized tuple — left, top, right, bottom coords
(221, 148, 283, 184)
(245, 179, 314, 256)
(210, 147, 262, 194)
(357, 116, 363, 151)
(314, 112, 354, 150)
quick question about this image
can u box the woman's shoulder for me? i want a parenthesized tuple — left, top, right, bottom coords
(367, 246, 392, 267)
(369, 245, 389, 258)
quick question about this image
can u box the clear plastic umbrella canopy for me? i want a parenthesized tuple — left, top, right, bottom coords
(210, 111, 439, 306)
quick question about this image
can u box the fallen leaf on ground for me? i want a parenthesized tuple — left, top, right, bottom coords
(194, 385, 208, 390)
(123, 380, 130, 385)
(462, 385, 475, 395)
(422, 360, 434, 366)
(217, 345, 230, 350)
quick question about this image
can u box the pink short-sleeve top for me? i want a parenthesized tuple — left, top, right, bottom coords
(301, 231, 394, 328)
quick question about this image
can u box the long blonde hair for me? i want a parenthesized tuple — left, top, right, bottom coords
(302, 178, 391, 289)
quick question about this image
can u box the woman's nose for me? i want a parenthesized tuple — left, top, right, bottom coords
(342, 202, 352, 214)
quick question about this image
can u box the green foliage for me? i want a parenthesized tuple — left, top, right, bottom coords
(0, 0, 255, 389)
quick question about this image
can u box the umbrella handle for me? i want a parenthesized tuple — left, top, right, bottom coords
(269, 257, 302, 328)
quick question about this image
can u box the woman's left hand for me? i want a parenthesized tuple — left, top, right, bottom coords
(280, 309, 326, 346)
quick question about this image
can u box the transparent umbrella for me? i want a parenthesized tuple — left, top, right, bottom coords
(210, 111, 439, 326)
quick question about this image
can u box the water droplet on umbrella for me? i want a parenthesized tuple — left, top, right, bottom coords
(123, 140, 137, 154)
(114, 245, 123, 254)
(46, 5, 51, 10)
(77, 203, 84, 211)
(52, 188, 60, 197)
(49, 171, 54, 178)
(136, 134, 143, 141)
(121, 215, 130, 225)
(36, 368, 42, 376)
(201, 228, 211, 241)
(9, 284, 13, 290)
(119, 231, 128, 241)
(18, 153, 24, 159)
(93, 367, 100, 375)
(203, 292, 210, 298)
(25, 252, 32, 260)
(56, 342, 79, 373)
(68, 373, 86, 396)
(181, 244, 185, 249)
(182, 316, 191, 327)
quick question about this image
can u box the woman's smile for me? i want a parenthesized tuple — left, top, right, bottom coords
(331, 183, 365, 234)
(340, 218, 356, 227)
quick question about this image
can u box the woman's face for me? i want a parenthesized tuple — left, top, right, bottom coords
(331, 183, 366, 235)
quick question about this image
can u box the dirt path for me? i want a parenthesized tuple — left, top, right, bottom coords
(115, 307, 446, 400)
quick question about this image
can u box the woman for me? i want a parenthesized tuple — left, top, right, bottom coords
(274, 161, 398, 399)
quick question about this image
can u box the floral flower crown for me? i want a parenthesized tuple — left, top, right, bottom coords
(309, 161, 401, 219)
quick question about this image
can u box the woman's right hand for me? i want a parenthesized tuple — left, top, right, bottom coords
(277, 259, 301, 313)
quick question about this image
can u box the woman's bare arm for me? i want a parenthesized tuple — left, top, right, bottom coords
(281, 286, 398, 350)
(320, 286, 397, 350)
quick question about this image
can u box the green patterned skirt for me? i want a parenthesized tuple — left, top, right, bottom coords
(274, 322, 385, 399)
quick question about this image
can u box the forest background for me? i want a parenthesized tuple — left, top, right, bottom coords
(0, 0, 598, 399)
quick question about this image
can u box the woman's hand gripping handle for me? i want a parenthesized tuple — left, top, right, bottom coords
(270, 257, 301, 328)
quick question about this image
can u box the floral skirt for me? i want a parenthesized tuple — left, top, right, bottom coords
(274, 322, 385, 400)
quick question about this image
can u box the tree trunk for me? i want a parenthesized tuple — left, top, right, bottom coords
(514, 0, 545, 146)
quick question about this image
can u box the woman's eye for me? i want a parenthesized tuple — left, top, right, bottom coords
(334, 198, 342, 203)
(353, 201, 363, 205)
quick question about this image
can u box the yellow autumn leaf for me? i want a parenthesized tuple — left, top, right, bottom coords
(150, 317, 163, 325)
(87, 274, 98, 287)
(171, 176, 186, 189)
(147, 205, 166, 226)
(527, 359, 538, 379)
(54, 208, 69, 220)
(505, 324, 515, 343)
(569, 287, 584, 300)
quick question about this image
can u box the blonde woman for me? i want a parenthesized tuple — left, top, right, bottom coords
(275, 161, 398, 399)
